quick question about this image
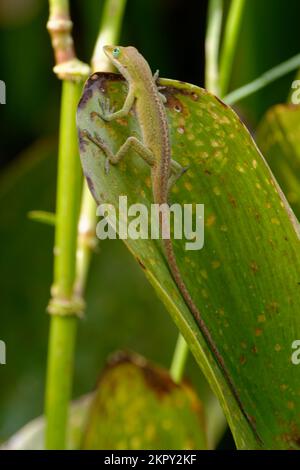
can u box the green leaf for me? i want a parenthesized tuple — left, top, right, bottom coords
(82, 352, 207, 450)
(256, 103, 300, 219)
(77, 72, 300, 449)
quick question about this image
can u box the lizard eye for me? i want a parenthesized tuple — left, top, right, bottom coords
(112, 47, 121, 58)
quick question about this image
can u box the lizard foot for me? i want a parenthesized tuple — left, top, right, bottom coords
(98, 97, 115, 120)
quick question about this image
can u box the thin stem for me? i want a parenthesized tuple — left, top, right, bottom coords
(170, 334, 189, 383)
(28, 210, 56, 226)
(45, 316, 77, 449)
(45, 80, 83, 449)
(75, 186, 97, 297)
(224, 53, 300, 105)
(92, 0, 127, 72)
(47, 0, 75, 65)
(219, 0, 246, 97)
(205, 0, 224, 95)
(52, 82, 83, 298)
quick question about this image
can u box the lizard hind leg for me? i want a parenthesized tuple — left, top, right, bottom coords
(84, 130, 155, 174)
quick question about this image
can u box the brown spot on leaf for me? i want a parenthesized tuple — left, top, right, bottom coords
(164, 92, 187, 116)
(81, 72, 125, 107)
(214, 95, 230, 109)
(136, 257, 146, 270)
(106, 351, 178, 399)
(266, 301, 279, 315)
(250, 261, 259, 274)
(78, 87, 93, 110)
(78, 130, 88, 152)
(142, 365, 177, 398)
(280, 423, 300, 449)
(90, 111, 100, 121)
(84, 174, 98, 204)
(164, 85, 200, 103)
(228, 193, 237, 208)
(240, 355, 247, 365)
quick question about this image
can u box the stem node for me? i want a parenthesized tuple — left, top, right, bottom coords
(47, 294, 85, 318)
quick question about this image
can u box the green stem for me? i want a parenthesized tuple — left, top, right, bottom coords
(219, 0, 246, 97)
(45, 316, 77, 449)
(75, 185, 97, 297)
(45, 80, 83, 450)
(170, 334, 189, 383)
(49, 0, 69, 14)
(54, 83, 82, 295)
(92, 0, 127, 72)
(224, 53, 300, 105)
(205, 0, 224, 95)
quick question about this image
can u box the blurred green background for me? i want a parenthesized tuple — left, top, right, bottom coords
(0, 0, 300, 447)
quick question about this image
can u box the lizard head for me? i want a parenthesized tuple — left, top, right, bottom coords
(103, 45, 140, 80)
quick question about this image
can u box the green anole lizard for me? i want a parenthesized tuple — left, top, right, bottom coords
(84, 45, 261, 444)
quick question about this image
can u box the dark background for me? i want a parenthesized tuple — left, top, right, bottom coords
(0, 0, 300, 449)
(2, 0, 300, 169)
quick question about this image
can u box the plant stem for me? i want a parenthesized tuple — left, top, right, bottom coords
(47, 0, 75, 66)
(53, 84, 83, 297)
(45, 80, 83, 450)
(170, 334, 189, 383)
(75, 184, 98, 297)
(219, 0, 246, 97)
(45, 317, 78, 449)
(92, 0, 127, 72)
(224, 53, 300, 105)
(205, 0, 224, 95)
(45, 0, 90, 450)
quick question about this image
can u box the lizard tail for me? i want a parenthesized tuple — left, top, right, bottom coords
(162, 237, 263, 446)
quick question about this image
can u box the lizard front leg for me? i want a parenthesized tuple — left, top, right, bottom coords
(83, 131, 155, 173)
(153, 70, 167, 104)
(96, 87, 136, 122)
